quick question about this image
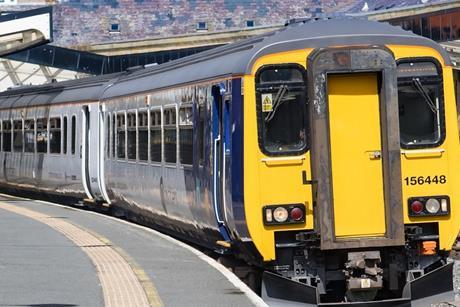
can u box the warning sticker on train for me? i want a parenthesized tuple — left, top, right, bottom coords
(262, 94, 273, 112)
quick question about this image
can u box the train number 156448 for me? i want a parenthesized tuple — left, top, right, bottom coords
(404, 175, 446, 186)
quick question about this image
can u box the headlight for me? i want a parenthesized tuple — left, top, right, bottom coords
(425, 198, 440, 214)
(273, 207, 289, 223)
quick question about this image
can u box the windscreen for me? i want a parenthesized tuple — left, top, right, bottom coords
(397, 59, 444, 148)
(256, 66, 308, 155)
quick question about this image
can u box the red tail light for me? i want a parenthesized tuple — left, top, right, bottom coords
(410, 200, 424, 214)
(290, 207, 304, 221)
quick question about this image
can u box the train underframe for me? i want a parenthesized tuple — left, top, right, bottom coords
(263, 223, 454, 306)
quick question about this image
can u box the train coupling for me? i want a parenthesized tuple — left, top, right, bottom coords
(344, 251, 383, 298)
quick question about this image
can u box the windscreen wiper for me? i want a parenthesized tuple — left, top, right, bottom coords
(265, 85, 288, 123)
(412, 78, 437, 114)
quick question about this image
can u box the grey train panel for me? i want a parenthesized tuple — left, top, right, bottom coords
(0, 103, 85, 198)
(102, 87, 221, 244)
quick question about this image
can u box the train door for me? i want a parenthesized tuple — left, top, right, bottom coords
(212, 84, 231, 241)
(81, 104, 110, 203)
(327, 73, 386, 237)
(308, 47, 404, 249)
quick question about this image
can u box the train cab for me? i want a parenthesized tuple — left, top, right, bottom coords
(241, 19, 459, 305)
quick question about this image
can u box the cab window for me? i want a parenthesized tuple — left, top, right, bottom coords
(397, 59, 444, 148)
(255, 65, 308, 155)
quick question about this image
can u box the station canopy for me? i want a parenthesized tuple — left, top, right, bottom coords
(0, 7, 52, 57)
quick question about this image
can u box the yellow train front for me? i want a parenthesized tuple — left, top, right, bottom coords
(242, 19, 460, 305)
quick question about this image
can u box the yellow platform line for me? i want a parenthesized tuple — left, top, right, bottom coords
(0, 201, 163, 307)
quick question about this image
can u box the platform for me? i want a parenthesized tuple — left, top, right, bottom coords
(0, 193, 266, 307)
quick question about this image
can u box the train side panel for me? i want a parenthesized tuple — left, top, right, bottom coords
(0, 103, 85, 197)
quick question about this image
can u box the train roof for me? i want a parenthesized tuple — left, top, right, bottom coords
(0, 18, 451, 109)
(0, 72, 123, 109)
(101, 18, 451, 99)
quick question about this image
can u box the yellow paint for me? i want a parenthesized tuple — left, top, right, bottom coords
(244, 44, 460, 261)
(328, 73, 386, 238)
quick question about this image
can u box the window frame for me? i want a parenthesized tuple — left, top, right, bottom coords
(36, 117, 48, 154)
(71, 114, 76, 156)
(105, 113, 110, 159)
(12, 118, 23, 153)
(24, 118, 35, 154)
(2, 119, 12, 152)
(138, 108, 149, 163)
(111, 113, 116, 159)
(49, 116, 62, 155)
(255, 63, 309, 157)
(63, 116, 68, 155)
(179, 103, 194, 167)
(116, 111, 127, 161)
(197, 87, 207, 167)
(396, 57, 446, 149)
(163, 104, 178, 166)
(149, 106, 163, 164)
(126, 110, 137, 162)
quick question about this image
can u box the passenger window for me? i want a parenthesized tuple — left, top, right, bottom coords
(150, 109, 162, 162)
(138, 111, 148, 161)
(2, 121, 11, 152)
(255, 65, 308, 155)
(49, 117, 61, 154)
(24, 119, 35, 153)
(71, 116, 76, 155)
(164, 108, 177, 163)
(179, 106, 193, 165)
(36, 118, 48, 153)
(63, 117, 67, 154)
(116, 113, 126, 159)
(127, 112, 136, 160)
(397, 60, 444, 148)
(13, 120, 23, 152)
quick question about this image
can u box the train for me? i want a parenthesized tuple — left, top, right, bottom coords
(0, 18, 458, 306)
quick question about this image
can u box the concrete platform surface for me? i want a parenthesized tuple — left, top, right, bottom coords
(0, 194, 266, 307)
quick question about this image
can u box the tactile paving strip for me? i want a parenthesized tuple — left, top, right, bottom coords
(0, 202, 159, 307)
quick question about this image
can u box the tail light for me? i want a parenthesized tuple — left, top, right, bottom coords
(408, 196, 450, 217)
(420, 241, 437, 256)
(410, 200, 423, 214)
(263, 204, 305, 225)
